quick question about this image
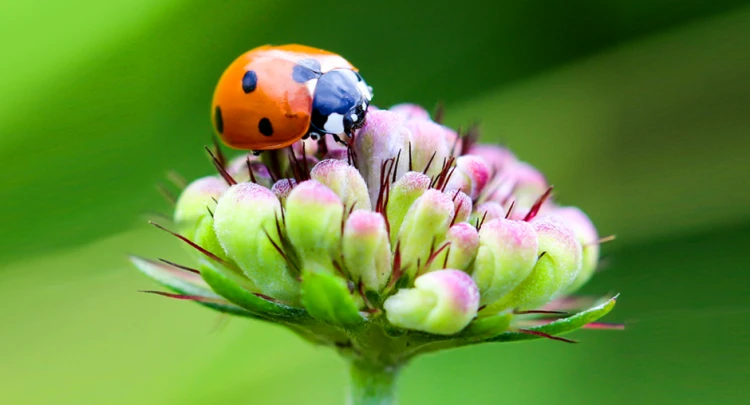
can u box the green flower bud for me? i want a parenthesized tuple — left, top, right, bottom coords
(342, 211, 392, 292)
(285, 180, 344, 270)
(490, 218, 582, 311)
(213, 182, 299, 303)
(397, 189, 455, 281)
(386, 171, 431, 246)
(428, 223, 479, 272)
(548, 207, 600, 293)
(193, 214, 231, 265)
(471, 218, 539, 306)
(311, 159, 371, 211)
(173, 176, 228, 240)
(384, 269, 480, 335)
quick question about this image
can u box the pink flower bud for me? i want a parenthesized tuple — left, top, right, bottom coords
(389, 103, 432, 121)
(446, 155, 492, 200)
(353, 110, 411, 205)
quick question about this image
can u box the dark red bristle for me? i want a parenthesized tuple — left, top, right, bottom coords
(422, 151, 437, 175)
(150, 221, 227, 265)
(140, 290, 221, 303)
(505, 200, 516, 219)
(205, 146, 236, 186)
(518, 329, 577, 343)
(211, 135, 227, 168)
(156, 183, 177, 206)
(158, 258, 201, 274)
(523, 186, 553, 222)
(245, 157, 258, 184)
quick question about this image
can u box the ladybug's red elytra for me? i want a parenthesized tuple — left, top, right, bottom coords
(211, 44, 373, 152)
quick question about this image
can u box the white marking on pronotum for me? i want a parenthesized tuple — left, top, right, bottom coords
(324, 113, 345, 134)
(356, 80, 372, 99)
(305, 78, 318, 95)
(351, 113, 358, 121)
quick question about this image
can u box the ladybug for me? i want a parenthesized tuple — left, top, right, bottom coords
(211, 44, 373, 152)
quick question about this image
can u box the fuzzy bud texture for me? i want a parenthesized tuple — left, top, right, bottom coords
(147, 103, 605, 338)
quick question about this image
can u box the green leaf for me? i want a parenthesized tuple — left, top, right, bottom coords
(301, 270, 364, 327)
(199, 262, 309, 321)
(488, 295, 618, 343)
(130, 255, 215, 297)
(129, 255, 255, 318)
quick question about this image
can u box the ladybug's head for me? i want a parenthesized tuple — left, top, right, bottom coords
(310, 69, 373, 138)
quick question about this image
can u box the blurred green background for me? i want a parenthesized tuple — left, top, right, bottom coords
(1, 1, 748, 404)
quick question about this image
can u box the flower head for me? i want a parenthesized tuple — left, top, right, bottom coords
(133, 103, 619, 369)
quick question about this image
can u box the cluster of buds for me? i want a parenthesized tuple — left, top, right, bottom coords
(133, 103, 618, 368)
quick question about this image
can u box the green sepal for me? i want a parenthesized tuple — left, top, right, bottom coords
(199, 262, 309, 321)
(301, 269, 365, 327)
(129, 256, 256, 318)
(464, 312, 513, 339)
(488, 295, 618, 343)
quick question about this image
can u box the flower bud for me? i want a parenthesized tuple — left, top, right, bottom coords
(471, 219, 538, 306)
(547, 207, 599, 293)
(465, 145, 517, 175)
(446, 155, 491, 200)
(490, 218, 582, 311)
(354, 110, 411, 205)
(386, 171, 431, 246)
(311, 159, 371, 211)
(389, 103, 431, 121)
(226, 155, 273, 187)
(450, 191, 473, 224)
(405, 119, 452, 178)
(173, 176, 228, 240)
(342, 211, 392, 291)
(285, 180, 343, 269)
(213, 183, 299, 303)
(471, 202, 505, 225)
(270, 178, 297, 204)
(192, 215, 231, 264)
(397, 189, 455, 280)
(428, 223, 479, 272)
(384, 269, 480, 335)
(504, 162, 549, 211)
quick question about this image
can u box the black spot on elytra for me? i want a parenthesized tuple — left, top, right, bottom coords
(292, 58, 321, 83)
(242, 70, 258, 93)
(214, 106, 223, 133)
(258, 118, 273, 136)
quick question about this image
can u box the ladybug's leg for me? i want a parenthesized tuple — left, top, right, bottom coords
(332, 134, 348, 146)
(317, 137, 329, 156)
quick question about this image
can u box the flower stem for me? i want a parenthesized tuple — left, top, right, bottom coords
(348, 360, 400, 405)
